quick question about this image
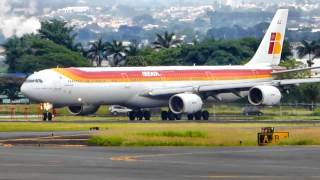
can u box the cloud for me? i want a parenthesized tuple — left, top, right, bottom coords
(0, 0, 41, 38)
(27, 0, 38, 15)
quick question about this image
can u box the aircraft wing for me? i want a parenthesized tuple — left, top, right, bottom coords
(144, 78, 320, 97)
(272, 66, 320, 75)
(272, 78, 320, 86)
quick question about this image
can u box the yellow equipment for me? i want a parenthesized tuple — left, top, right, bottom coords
(258, 127, 289, 146)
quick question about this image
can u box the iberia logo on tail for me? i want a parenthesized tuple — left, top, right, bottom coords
(268, 32, 282, 55)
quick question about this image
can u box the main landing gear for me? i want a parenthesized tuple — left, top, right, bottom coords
(127, 109, 210, 121)
(128, 110, 151, 121)
(161, 110, 209, 121)
(161, 111, 182, 121)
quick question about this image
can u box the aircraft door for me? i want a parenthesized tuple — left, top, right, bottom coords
(205, 72, 214, 81)
(121, 73, 130, 88)
(252, 70, 258, 79)
(50, 75, 62, 91)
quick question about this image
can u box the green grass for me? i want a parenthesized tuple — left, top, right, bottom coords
(278, 139, 315, 145)
(88, 136, 123, 146)
(85, 123, 320, 147)
(138, 130, 207, 138)
(1, 122, 320, 146)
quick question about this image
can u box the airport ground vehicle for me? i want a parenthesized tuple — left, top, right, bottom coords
(109, 105, 132, 116)
(20, 9, 320, 121)
(242, 106, 263, 116)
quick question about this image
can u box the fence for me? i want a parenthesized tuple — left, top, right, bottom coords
(0, 103, 318, 121)
(0, 104, 43, 121)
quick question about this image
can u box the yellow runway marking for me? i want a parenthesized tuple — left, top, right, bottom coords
(57, 145, 87, 147)
(1, 144, 14, 148)
(110, 156, 137, 162)
(110, 152, 201, 162)
(109, 148, 307, 162)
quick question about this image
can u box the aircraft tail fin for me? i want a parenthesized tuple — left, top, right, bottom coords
(246, 9, 288, 67)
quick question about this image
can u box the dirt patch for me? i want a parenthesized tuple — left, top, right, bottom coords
(0, 135, 90, 146)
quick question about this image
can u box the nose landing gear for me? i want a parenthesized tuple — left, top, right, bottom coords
(40, 103, 54, 121)
(43, 111, 53, 121)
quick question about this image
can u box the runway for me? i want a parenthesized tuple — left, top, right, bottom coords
(0, 146, 320, 180)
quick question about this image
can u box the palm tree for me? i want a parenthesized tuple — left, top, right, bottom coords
(86, 38, 106, 66)
(72, 42, 86, 56)
(152, 31, 182, 49)
(105, 40, 127, 66)
(296, 40, 320, 67)
(125, 43, 139, 56)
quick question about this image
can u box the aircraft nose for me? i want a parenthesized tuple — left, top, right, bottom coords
(20, 83, 27, 95)
(20, 82, 31, 97)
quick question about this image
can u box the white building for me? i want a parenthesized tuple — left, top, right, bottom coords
(57, 6, 90, 14)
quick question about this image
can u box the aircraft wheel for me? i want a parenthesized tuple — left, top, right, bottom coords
(136, 110, 143, 120)
(128, 111, 136, 121)
(48, 112, 53, 121)
(202, 110, 209, 120)
(187, 114, 194, 120)
(195, 111, 202, 120)
(143, 111, 151, 120)
(168, 111, 176, 120)
(161, 111, 168, 121)
(43, 112, 47, 121)
(175, 114, 182, 120)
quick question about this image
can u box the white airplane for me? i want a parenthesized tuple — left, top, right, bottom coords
(21, 9, 320, 120)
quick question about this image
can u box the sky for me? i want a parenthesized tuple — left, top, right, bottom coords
(0, 0, 40, 38)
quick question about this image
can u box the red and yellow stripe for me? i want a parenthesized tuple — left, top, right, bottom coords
(53, 68, 272, 83)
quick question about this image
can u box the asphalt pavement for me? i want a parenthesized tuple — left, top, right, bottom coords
(0, 146, 320, 180)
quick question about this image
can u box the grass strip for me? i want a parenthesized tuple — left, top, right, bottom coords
(138, 130, 208, 138)
(1, 122, 320, 147)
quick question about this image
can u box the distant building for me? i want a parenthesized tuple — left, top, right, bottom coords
(143, 24, 159, 30)
(57, 6, 90, 14)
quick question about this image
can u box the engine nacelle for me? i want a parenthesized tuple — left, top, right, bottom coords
(169, 93, 203, 114)
(68, 105, 100, 116)
(248, 85, 281, 106)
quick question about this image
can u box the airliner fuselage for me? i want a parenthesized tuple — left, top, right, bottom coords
(21, 66, 273, 108)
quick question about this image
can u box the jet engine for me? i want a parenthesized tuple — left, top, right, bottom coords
(68, 105, 100, 116)
(248, 85, 281, 106)
(169, 93, 203, 114)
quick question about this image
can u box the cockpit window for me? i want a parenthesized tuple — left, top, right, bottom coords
(25, 79, 43, 83)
